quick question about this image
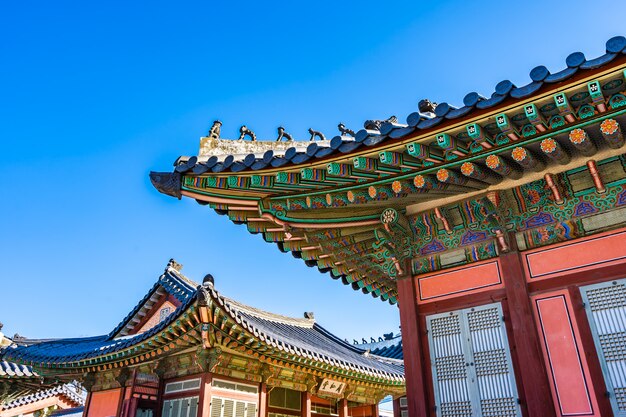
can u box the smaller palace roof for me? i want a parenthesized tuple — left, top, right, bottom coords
(1, 382, 85, 411)
(355, 334, 403, 361)
(2, 260, 403, 385)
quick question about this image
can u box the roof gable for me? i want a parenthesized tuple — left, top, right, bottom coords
(110, 260, 197, 338)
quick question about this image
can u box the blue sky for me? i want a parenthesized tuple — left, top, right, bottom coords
(1, 0, 624, 341)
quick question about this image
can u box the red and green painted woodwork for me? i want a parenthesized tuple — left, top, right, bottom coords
(466, 123, 495, 151)
(379, 150, 422, 168)
(353, 156, 401, 174)
(568, 128, 597, 156)
(599, 118, 625, 148)
(405, 142, 442, 164)
(540, 138, 571, 165)
(496, 113, 520, 141)
(511, 147, 545, 172)
(553, 92, 576, 124)
(524, 103, 547, 134)
(588, 80, 607, 113)
(436, 168, 486, 189)
(460, 162, 501, 184)
(435, 133, 468, 160)
(485, 154, 522, 179)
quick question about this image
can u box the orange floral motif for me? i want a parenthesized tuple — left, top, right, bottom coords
(569, 128, 586, 144)
(391, 180, 403, 194)
(485, 154, 501, 169)
(347, 190, 355, 202)
(600, 118, 619, 135)
(413, 175, 426, 188)
(511, 147, 528, 161)
(368, 186, 377, 198)
(460, 162, 475, 175)
(326, 194, 333, 205)
(540, 138, 557, 153)
(436, 169, 449, 182)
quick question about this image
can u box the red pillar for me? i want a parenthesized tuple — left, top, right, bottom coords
(258, 383, 268, 417)
(198, 374, 213, 417)
(392, 398, 400, 417)
(301, 392, 311, 417)
(396, 276, 429, 417)
(370, 403, 379, 417)
(338, 399, 348, 417)
(499, 251, 555, 417)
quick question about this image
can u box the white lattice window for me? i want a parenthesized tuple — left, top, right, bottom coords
(581, 279, 626, 417)
(210, 397, 257, 417)
(164, 378, 201, 394)
(162, 396, 199, 417)
(426, 302, 521, 417)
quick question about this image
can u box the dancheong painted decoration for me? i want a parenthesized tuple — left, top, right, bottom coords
(150, 37, 626, 417)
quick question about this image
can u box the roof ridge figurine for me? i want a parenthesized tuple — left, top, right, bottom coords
(237, 125, 257, 141)
(276, 126, 293, 141)
(308, 128, 326, 141)
(207, 120, 221, 139)
(337, 122, 356, 137)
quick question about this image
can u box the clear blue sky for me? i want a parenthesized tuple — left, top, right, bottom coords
(1, 0, 624, 341)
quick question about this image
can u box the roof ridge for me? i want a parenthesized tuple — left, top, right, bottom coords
(222, 296, 315, 328)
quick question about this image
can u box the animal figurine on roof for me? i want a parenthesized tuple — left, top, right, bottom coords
(238, 125, 257, 141)
(308, 128, 326, 141)
(418, 99, 438, 114)
(337, 122, 356, 137)
(363, 115, 398, 131)
(208, 120, 222, 139)
(276, 126, 294, 141)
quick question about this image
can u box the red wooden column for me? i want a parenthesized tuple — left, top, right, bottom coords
(83, 392, 93, 417)
(198, 374, 213, 417)
(258, 383, 268, 417)
(392, 398, 400, 417)
(396, 275, 429, 417)
(338, 399, 348, 417)
(499, 250, 555, 417)
(301, 392, 311, 417)
(370, 403, 379, 417)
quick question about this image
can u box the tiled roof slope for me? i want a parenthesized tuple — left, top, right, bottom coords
(356, 335, 403, 361)
(2, 261, 403, 382)
(168, 36, 626, 174)
(2, 383, 85, 410)
(220, 297, 403, 379)
(0, 360, 40, 379)
(49, 406, 85, 417)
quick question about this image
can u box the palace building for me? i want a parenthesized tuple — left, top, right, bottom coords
(2, 261, 405, 417)
(150, 36, 626, 417)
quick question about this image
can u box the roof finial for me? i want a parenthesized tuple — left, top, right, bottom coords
(238, 125, 257, 141)
(167, 259, 183, 272)
(202, 273, 215, 287)
(303, 311, 315, 319)
(276, 126, 294, 142)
